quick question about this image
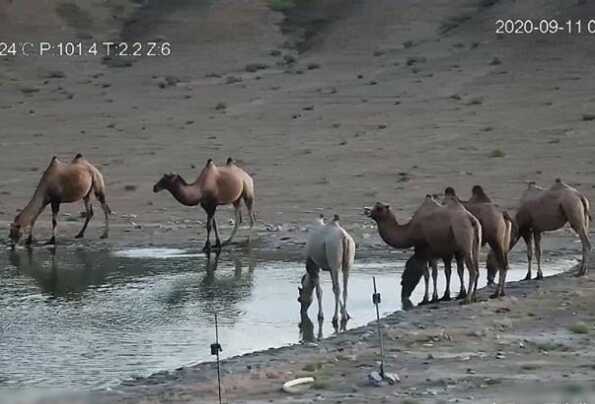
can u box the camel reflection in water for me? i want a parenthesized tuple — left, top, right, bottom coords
(7, 246, 257, 326)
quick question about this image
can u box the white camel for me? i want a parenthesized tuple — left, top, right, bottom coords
(298, 214, 356, 329)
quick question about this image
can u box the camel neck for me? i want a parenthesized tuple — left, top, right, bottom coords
(166, 179, 202, 206)
(376, 214, 413, 249)
(18, 186, 48, 226)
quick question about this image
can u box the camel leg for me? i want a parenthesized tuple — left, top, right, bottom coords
(330, 269, 342, 329)
(491, 246, 509, 298)
(522, 232, 533, 281)
(430, 260, 439, 303)
(419, 267, 430, 305)
(570, 219, 592, 276)
(315, 276, 323, 322)
(463, 255, 477, 304)
(223, 201, 241, 246)
(342, 265, 350, 321)
(455, 255, 466, 300)
(533, 232, 543, 280)
(244, 195, 256, 243)
(576, 230, 591, 276)
(45, 202, 60, 245)
(76, 196, 94, 239)
(203, 209, 215, 253)
(440, 259, 452, 301)
(212, 217, 222, 251)
(96, 193, 110, 239)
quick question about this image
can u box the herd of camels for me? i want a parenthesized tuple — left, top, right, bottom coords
(7, 154, 593, 326)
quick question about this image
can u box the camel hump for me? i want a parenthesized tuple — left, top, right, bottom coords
(333, 214, 340, 222)
(206, 158, 214, 165)
(226, 157, 234, 166)
(74, 153, 83, 159)
(470, 185, 491, 203)
(444, 186, 456, 196)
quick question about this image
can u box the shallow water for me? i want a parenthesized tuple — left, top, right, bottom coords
(0, 245, 573, 398)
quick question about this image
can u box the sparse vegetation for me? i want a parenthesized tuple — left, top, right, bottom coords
(269, 0, 295, 11)
(488, 149, 506, 158)
(568, 322, 589, 334)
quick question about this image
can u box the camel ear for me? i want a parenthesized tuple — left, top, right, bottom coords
(298, 287, 303, 292)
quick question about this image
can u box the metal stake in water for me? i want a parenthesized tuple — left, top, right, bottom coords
(372, 276, 385, 377)
(210, 312, 223, 404)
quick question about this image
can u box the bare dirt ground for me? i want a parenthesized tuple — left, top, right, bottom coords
(1, 0, 595, 402)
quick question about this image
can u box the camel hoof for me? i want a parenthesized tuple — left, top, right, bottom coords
(75, 233, 84, 239)
(489, 292, 500, 299)
(456, 292, 466, 300)
(100, 233, 108, 240)
(202, 243, 211, 253)
(418, 299, 430, 306)
(522, 274, 531, 281)
(44, 237, 56, 246)
(534, 274, 543, 281)
(439, 295, 451, 302)
(575, 270, 586, 277)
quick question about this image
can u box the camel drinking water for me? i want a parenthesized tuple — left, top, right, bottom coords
(512, 179, 591, 279)
(9, 154, 111, 246)
(298, 214, 355, 329)
(153, 158, 256, 252)
(365, 197, 482, 304)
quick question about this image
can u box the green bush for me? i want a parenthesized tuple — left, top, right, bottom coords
(270, 0, 296, 11)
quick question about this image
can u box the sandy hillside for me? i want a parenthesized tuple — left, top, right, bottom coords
(1, 0, 594, 242)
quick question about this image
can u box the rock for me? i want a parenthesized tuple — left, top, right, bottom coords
(307, 63, 321, 70)
(124, 185, 137, 191)
(582, 113, 595, 121)
(406, 56, 427, 66)
(245, 63, 269, 73)
(215, 102, 227, 111)
(43, 70, 66, 79)
(489, 57, 502, 65)
(270, 49, 282, 56)
(225, 76, 242, 85)
(20, 86, 40, 94)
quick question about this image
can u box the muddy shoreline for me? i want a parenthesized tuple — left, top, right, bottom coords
(5, 226, 589, 404)
(74, 251, 595, 404)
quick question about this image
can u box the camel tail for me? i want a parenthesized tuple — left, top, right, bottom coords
(342, 233, 355, 274)
(580, 195, 591, 229)
(502, 211, 515, 251)
(470, 216, 482, 272)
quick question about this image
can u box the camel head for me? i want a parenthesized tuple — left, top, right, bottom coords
(153, 173, 177, 193)
(297, 273, 315, 313)
(401, 254, 427, 302)
(9, 213, 25, 246)
(444, 187, 456, 197)
(364, 202, 392, 222)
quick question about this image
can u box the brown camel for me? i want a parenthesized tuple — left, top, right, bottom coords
(512, 179, 591, 279)
(153, 158, 255, 252)
(9, 154, 111, 246)
(365, 196, 482, 304)
(444, 186, 513, 298)
(298, 214, 355, 330)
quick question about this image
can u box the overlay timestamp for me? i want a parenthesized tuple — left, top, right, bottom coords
(496, 19, 595, 35)
(0, 41, 172, 57)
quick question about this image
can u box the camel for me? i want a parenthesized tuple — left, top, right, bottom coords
(298, 214, 355, 329)
(512, 179, 591, 279)
(444, 186, 513, 298)
(153, 158, 255, 252)
(9, 154, 111, 246)
(365, 196, 482, 304)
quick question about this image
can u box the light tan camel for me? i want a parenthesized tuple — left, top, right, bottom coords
(445, 186, 513, 298)
(513, 179, 591, 279)
(9, 154, 111, 246)
(153, 158, 255, 252)
(365, 197, 482, 304)
(298, 214, 355, 330)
